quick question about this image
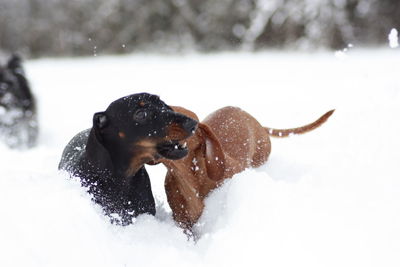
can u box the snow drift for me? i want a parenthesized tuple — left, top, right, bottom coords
(0, 50, 399, 267)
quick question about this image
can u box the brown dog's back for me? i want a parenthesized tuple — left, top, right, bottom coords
(204, 107, 334, 179)
(203, 106, 271, 175)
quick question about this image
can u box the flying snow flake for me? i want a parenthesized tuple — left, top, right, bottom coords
(388, 28, 399, 48)
(109, 213, 121, 221)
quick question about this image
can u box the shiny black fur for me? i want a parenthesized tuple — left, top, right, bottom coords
(59, 93, 197, 225)
(0, 54, 38, 148)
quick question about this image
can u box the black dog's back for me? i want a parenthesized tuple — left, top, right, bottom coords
(59, 129, 90, 173)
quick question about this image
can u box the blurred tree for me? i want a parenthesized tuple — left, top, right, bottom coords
(0, 0, 399, 57)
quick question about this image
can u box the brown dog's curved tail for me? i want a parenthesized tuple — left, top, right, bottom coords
(264, 109, 335, 138)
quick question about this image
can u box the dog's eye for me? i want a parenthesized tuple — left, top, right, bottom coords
(134, 109, 148, 122)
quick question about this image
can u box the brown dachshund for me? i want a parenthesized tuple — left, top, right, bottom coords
(158, 106, 334, 229)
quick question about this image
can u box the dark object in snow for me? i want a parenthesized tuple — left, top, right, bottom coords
(59, 93, 197, 225)
(0, 54, 38, 148)
(156, 106, 334, 229)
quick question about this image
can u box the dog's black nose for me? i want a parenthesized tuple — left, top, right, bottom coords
(183, 118, 198, 133)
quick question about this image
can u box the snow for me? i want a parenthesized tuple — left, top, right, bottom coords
(388, 28, 399, 48)
(1, 50, 400, 267)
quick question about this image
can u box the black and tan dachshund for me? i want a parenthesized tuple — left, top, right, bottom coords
(59, 93, 198, 225)
(0, 54, 38, 148)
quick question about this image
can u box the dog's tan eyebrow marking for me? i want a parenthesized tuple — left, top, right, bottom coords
(118, 132, 126, 138)
(133, 139, 157, 149)
(139, 101, 146, 107)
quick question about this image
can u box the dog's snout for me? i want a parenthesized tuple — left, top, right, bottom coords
(183, 118, 198, 133)
(167, 111, 198, 134)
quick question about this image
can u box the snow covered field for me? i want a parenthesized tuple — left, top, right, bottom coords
(1, 50, 399, 267)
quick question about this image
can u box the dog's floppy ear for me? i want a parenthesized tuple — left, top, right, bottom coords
(93, 112, 108, 142)
(7, 54, 23, 73)
(198, 123, 225, 181)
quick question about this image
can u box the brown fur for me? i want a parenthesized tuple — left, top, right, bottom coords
(165, 122, 193, 141)
(160, 106, 334, 229)
(126, 139, 159, 177)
